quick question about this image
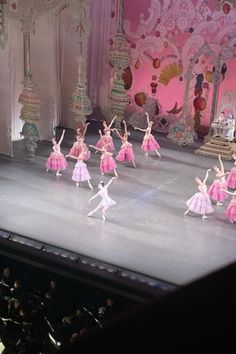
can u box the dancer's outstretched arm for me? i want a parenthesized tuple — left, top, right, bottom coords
(89, 144, 104, 153)
(108, 116, 117, 129)
(58, 129, 65, 145)
(89, 192, 100, 203)
(65, 154, 78, 160)
(218, 154, 225, 174)
(145, 112, 150, 124)
(134, 127, 147, 132)
(220, 189, 235, 196)
(216, 172, 230, 179)
(106, 176, 118, 188)
(203, 169, 211, 184)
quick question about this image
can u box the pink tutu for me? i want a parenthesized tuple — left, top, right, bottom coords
(227, 168, 236, 189)
(116, 144, 135, 162)
(72, 161, 91, 182)
(100, 155, 117, 173)
(208, 180, 228, 202)
(227, 199, 236, 222)
(141, 135, 160, 152)
(96, 136, 114, 152)
(186, 192, 213, 215)
(69, 143, 90, 161)
(46, 152, 67, 171)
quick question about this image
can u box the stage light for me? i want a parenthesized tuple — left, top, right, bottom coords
(9, 235, 43, 249)
(48, 333, 61, 348)
(44, 245, 78, 261)
(0, 340, 5, 354)
(0, 229, 11, 239)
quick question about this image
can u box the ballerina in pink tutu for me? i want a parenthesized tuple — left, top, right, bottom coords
(66, 150, 93, 189)
(134, 112, 161, 157)
(227, 154, 236, 189)
(185, 169, 213, 219)
(95, 116, 117, 152)
(208, 155, 229, 206)
(87, 177, 117, 221)
(69, 123, 91, 160)
(220, 189, 236, 223)
(89, 144, 118, 177)
(113, 120, 136, 168)
(46, 129, 67, 176)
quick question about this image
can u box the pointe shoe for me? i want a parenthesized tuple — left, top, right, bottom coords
(202, 215, 207, 219)
(184, 210, 189, 216)
(145, 152, 148, 157)
(87, 212, 93, 217)
(76, 182, 79, 187)
(230, 219, 234, 224)
(216, 202, 223, 206)
(56, 172, 62, 176)
(102, 215, 106, 221)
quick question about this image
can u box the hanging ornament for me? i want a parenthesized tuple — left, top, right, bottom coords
(193, 96, 206, 111)
(134, 92, 147, 106)
(153, 58, 160, 69)
(135, 58, 141, 69)
(122, 67, 133, 90)
(152, 75, 157, 81)
(223, 3, 231, 15)
(205, 71, 213, 82)
(221, 63, 227, 75)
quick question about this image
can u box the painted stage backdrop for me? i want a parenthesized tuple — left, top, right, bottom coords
(108, 0, 236, 139)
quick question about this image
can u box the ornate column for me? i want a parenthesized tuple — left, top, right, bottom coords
(108, 0, 131, 129)
(69, 0, 92, 125)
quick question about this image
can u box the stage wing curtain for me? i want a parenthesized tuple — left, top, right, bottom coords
(87, 0, 113, 118)
(31, 11, 61, 140)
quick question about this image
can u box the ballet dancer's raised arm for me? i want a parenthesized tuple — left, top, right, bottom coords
(113, 128, 123, 140)
(145, 112, 150, 125)
(218, 154, 225, 174)
(203, 169, 211, 184)
(58, 129, 65, 145)
(65, 154, 78, 160)
(123, 120, 128, 134)
(108, 116, 117, 129)
(106, 176, 117, 188)
(82, 122, 90, 138)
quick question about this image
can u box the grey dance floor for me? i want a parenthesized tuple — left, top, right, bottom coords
(0, 129, 235, 286)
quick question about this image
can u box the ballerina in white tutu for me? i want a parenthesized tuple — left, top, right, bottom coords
(87, 177, 117, 221)
(185, 169, 213, 219)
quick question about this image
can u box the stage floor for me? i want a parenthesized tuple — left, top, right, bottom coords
(0, 129, 235, 286)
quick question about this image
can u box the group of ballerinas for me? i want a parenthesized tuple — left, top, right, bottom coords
(45, 113, 161, 220)
(185, 154, 236, 223)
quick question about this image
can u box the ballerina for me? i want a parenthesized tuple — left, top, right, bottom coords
(227, 154, 236, 189)
(89, 144, 118, 177)
(87, 177, 117, 221)
(134, 112, 161, 157)
(46, 129, 67, 176)
(66, 150, 93, 190)
(184, 169, 213, 219)
(113, 120, 136, 168)
(208, 155, 229, 206)
(220, 189, 236, 223)
(69, 123, 91, 160)
(95, 116, 117, 152)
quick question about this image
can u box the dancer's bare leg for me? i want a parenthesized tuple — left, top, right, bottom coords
(46, 168, 49, 173)
(216, 201, 223, 206)
(56, 170, 62, 176)
(156, 150, 161, 157)
(76, 182, 79, 187)
(87, 205, 102, 217)
(102, 206, 109, 221)
(88, 180, 93, 190)
(184, 209, 189, 216)
(145, 152, 149, 157)
(114, 169, 118, 177)
(132, 160, 136, 168)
